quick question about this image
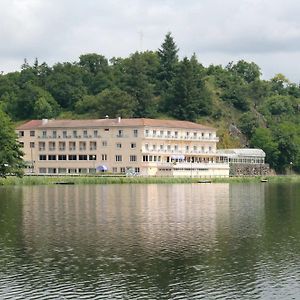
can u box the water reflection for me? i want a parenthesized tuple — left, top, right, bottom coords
(0, 183, 300, 299)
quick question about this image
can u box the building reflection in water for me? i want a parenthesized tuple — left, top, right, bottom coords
(21, 184, 232, 255)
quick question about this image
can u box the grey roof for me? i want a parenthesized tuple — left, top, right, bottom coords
(217, 148, 266, 158)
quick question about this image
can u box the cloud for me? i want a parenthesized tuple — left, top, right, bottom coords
(1, 0, 300, 81)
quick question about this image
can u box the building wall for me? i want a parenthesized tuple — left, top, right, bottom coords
(17, 120, 229, 177)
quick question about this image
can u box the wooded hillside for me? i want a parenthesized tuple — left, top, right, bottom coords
(1, 33, 299, 173)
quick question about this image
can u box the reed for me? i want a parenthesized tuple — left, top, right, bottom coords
(0, 175, 299, 186)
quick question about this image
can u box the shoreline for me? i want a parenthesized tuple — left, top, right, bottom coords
(0, 175, 300, 186)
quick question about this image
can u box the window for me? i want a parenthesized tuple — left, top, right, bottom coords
(104, 128, 109, 131)
(160, 130, 163, 136)
(94, 130, 98, 138)
(79, 142, 86, 151)
(30, 131, 35, 137)
(19, 142, 24, 148)
(69, 142, 76, 151)
(48, 168, 57, 174)
(30, 142, 35, 148)
(134, 167, 140, 173)
(149, 156, 153, 162)
(153, 144, 156, 150)
(39, 168, 46, 174)
(42, 131, 47, 138)
(63, 131, 67, 138)
(133, 129, 138, 137)
(52, 131, 57, 138)
(115, 155, 122, 162)
(89, 155, 97, 160)
(143, 155, 148, 162)
(167, 131, 171, 136)
(73, 130, 77, 138)
(48, 155, 56, 161)
(116, 143, 122, 149)
(79, 155, 88, 160)
(174, 131, 178, 137)
(83, 130, 88, 138)
(130, 155, 137, 162)
(102, 154, 107, 161)
(59, 142, 66, 151)
(131, 143, 136, 149)
(19, 131, 24, 137)
(58, 155, 67, 160)
(167, 145, 171, 151)
(193, 132, 197, 138)
(90, 141, 97, 150)
(145, 129, 149, 136)
(117, 129, 123, 137)
(112, 167, 117, 173)
(145, 144, 149, 150)
(68, 155, 77, 160)
(102, 141, 107, 147)
(39, 142, 45, 151)
(153, 130, 156, 136)
(39, 155, 46, 160)
(186, 145, 189, 151)
(68, 168, 77, 174)
(58, 168, 67, 174)
(174, 145, 178, 151)
(120, 167, 126, 173)
(49, 142, 55, 151)
(79, 168, 87, 174)
(193, 146, 197, 151)
(160, 145, 164, 150)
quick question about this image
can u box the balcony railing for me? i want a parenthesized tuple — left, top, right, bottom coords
(144, 134, 219, 142)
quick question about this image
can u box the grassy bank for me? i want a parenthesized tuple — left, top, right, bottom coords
(0, 175, 300, 186)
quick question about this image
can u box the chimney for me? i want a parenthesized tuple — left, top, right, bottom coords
(117, 116, 121, 123)
(42, 119, 48, 125)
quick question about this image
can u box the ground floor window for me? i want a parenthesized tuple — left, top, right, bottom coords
(58, 168, 67, 174)
(39, 168, 46, 174)
(48, 168, 57, 174)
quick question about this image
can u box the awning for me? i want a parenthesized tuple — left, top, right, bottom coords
(171, 155, 185, 160)
(96, 165, 108, 171)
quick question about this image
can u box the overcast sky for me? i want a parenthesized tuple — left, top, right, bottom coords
(1, 0, 300, 82)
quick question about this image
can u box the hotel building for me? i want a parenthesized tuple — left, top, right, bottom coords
(16, 118, 230, 177)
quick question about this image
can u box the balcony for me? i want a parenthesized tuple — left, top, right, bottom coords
(144, 134, 219, 142)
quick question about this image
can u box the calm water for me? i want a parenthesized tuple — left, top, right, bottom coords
(0, 183, 300, 299)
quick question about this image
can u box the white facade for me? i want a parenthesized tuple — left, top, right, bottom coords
(17, 118, 230, 177)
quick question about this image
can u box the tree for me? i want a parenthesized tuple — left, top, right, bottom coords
(45, 62, 86, 108)
(227, 60, 261, 83)
(117, 52, 158, 117)
(157, 32, 179, 100)
(238, 112, 260, 138)
(250, 127, 279, 170)
(167, 57, 212, 121)
(0, 108, 24, 177)
(79, 53, 112, 94)
(76, 88, 136, 118)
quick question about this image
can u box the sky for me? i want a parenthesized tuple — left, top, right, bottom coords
(1, 0, 300, 82)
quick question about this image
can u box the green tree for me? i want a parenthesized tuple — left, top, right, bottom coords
(117, 52, 158, 117)
(167, 57, 212, 121)
(45, 62, 86, 108)
(0, 108, 24, 177)
(250, 127, 279, 170)
(76, 88, 136, 118)
(238, 112, 260, 138)
(79, 53, 112, 95)
(227, 60, 261, 83)
(157, 32, 179, 101)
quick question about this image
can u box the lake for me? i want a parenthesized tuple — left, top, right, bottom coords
(0, 183, 300, 299)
